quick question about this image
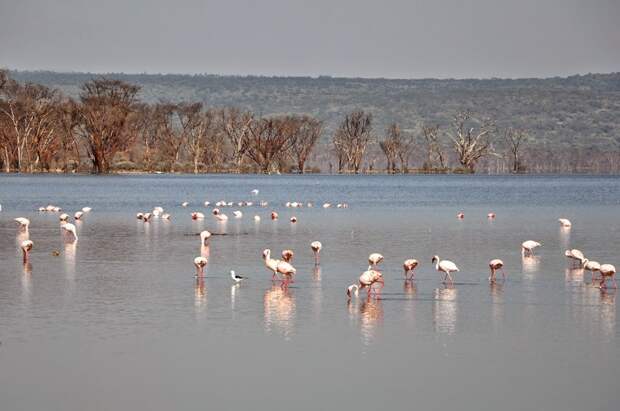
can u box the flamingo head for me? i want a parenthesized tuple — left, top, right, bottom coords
(347, 285, 359, 298)
(431, 255, 439, 264)
(212, 208, 220, 215)
(262, 249, 271, 260)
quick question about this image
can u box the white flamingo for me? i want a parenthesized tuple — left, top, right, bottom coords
(565, 249, 586, 267)
(432, 255, 459, 285)
(74, 211, 84, 220)
(521, 240, 541, 256)
(15, 217, 30, 230)
(488, 259, 505, 282)
(347, 269, 384, 298)
(311, 241, 322, 265)
(194, 256, 208, 277)
(200, 230, 211, 246)
(599, 264, 617, 289)
(62, 223, 78, 242)
(403, 259, 419, 280)
(368, 253, 384, 270)
(558, 218, 572, 228)
(582, 259, 601, 283)
(21, 240, 33, 264)
(262, 249, 296, 284)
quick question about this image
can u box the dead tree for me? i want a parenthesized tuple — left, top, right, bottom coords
(289, 115, 322, 173)
(153, 103, 184, 172)
(505, 127, 528, 173)
(56, 99, 82, 172)
(221, 108, 253, 172)
(247, 116, 298, 173)
(78, 78, 140, 173)
(185, 108, 217, 174)
(332, 111, 373, 173)
(379, 124, 399, 173)
(449, 111, 495, 172)
(422, 125, 446, 170)
(133, 104, 160, 172)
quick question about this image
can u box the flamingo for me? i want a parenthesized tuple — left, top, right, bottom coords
(230, 270, 245, 283)
(582, 259, 601, 283)
(254, 215, 261, 222)
(368, 253, 384, 270)
(311, 241, 322, 265)
(281, 249, 294, 263)
(192, 211, 205, 220)
(200, 230, 211, 246)
(323, 203, 331, 208)
(521, 240, 541, 256)
(290, 216, 297, 223)
(59, 213, 70, 223)
(432, 255, 459, 285)
(488, 259, 505, 283)
(233, 210, 243, 219)
(194, 256, 208, 277)
(142, 213, 152, 222)
(347, 269, 384, 299)
(82, 207, 92, 213)
(599, 264, 617, 289)
(558, 218, 572, 228)
(136, 213, 144, 220)
(204, 201, 210, 207)
(251, 189, 259, 195)
(487, 212, 496, 219)
(161, 213, 171, 220)
(403, 259, 419, 280)
(21, 240, 33, 264)
(271, 211, 279, 220)
(62, 222, 78, 242)
(14, 217, 30, 230)
(456, 212, 464, 219)
(262, 249, 296, 284)
(74, 211, 84, 220)
(565, 249, 586, 267)
(182, 201, 189, 207)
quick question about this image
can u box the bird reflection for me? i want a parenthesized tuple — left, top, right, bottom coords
(599, 288, 616, 338)
(403, 280, 417, 297)
(312, 265, 322, 281)
(231, 284, 239, 311)
(263, 285, 295, 340)
(194, 276, 207, 318)
(565, 266, 585, 284)
(216, 220, 228, 234)
(490, 282, 504, 330)
(16, 230, 29, 245)
(21, 264, 32, 305)
(559, 227, 571, 249)
(433, 287, 457, 335)
(64, 242, 77, 280)
(522, 255, 541, 275)
(358, 298, 383, 347)
(200, 244, 210, 259)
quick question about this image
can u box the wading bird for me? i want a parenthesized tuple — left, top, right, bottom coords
(565, 249, 586, 267)
(74, 211, 84, 220)
(368, 253, 384, 270)
(230, 270, 245, 283)
(581, 259, 601, 283)
(599, 264, 617, 289)
(200, 230, 211, 246)
(262, 249, 296, 284)
(62, 222, 78, 242)
(432, 255, 459, 285)
(281, 249, 294, 263)
(558, 218, 572, 228)
(15, 217, 30, 230)
(192, 211, 205, 220)
(521, 240, 541, 256)
(488, 259, 505, 283)
(311, 241, 322, 265)
(194, 256, 208, 277)
(487, 212, 496, 219)
(21, 240, 33, 264)
(347, 269, 384, 299)
(403, 259, 419, 280)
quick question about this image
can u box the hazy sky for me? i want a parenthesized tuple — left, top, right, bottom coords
(0, 0, 618, 78)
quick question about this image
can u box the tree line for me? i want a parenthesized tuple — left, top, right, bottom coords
(1, 70, 618, 174)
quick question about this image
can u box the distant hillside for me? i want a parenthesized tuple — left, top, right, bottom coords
(10, 70, 620, 151)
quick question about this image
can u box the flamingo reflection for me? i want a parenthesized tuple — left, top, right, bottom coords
(433, 287, 458, 335)
(263, 285, 295, 340)
(359, 298, 383, 347)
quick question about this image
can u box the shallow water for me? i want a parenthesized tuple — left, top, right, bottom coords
(0, 174, 619, 411)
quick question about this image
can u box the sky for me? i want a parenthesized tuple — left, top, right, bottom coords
(0, 0, 618, 79)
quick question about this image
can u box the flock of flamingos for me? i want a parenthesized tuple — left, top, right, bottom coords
(10, 193, 618, 299)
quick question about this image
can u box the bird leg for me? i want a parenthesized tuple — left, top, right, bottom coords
(501, 268, 506, 282)
(446, 272, 454, 285)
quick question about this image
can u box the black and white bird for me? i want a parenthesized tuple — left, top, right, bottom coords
(230, 270, 245, 283)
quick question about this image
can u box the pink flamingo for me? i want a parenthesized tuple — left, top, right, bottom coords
(582, 259, 601, 283)
(200, 230, 211, 246)
(281, 249, 294, 263)
(194, 256, 208, 277)
(488, 259, 505, 283)
(558, 218, 572, 228)
(271, 211, 279, 220)
(14, 217, 30, 231)
(62, 222, 78, 242)
(347, 269, 384, 299)
(403, 259, 419, 280)
(21, 240, 33, 264)
(311, 241, 322, 265)
(368, 253, 384, 270)
(456, 212, 464, 219)
(262, 249, 296, 285)
(521, 240, 541, 257)
(487, 212, 496, 219)
(599, 264, 617, 289)
(192, 211, 205, 220)
(565, 249, 586, 267)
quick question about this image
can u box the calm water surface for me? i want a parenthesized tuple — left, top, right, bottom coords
(0, 174, 619, 411)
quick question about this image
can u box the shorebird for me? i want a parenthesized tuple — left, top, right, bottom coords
(521, 240, 541, 256)
(403, 259, 419, 280)
(565, 249, 586, 267)
(14, 217, 30, 230)
(558, 218, 572, 228)
(599, 264, 617, 289)
(194, 256, 208, 277)
(281, 249, 294, 263)
(432, 255, 459, 285)
(582, 259, 601, 283)
(347, 269, 384, 298)
(230, 270, 245, 283)
(311, 241, 322, 265)
(488, 259, 505, 283)
(322, 203, 331, 208)
(21, 240, 33, 264)
(262, 249, 296, 283)
(368, 253, 384, 270)
(200, 230, 211, 246)
(62, 222, 78, 242)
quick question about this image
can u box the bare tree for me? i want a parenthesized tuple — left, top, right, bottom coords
(289, 115, 322, 173)
(379, 123, 399, 173)
(504, 127, 528, 173)
(78, 78, 140, 173)
(56, 98, 82, 172)
(133, 104, 160, 172)
(221, 108, 253, 172)
(185, 107, 217, 174)
(449, 111, 495, 172)
(422, 125, 446, 170)
(153, 103, 185, 172)
(332, 111, 373, 173)
(247, 116, 298, 173)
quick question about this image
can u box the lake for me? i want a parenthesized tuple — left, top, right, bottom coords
(0, 174, 618, 411)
